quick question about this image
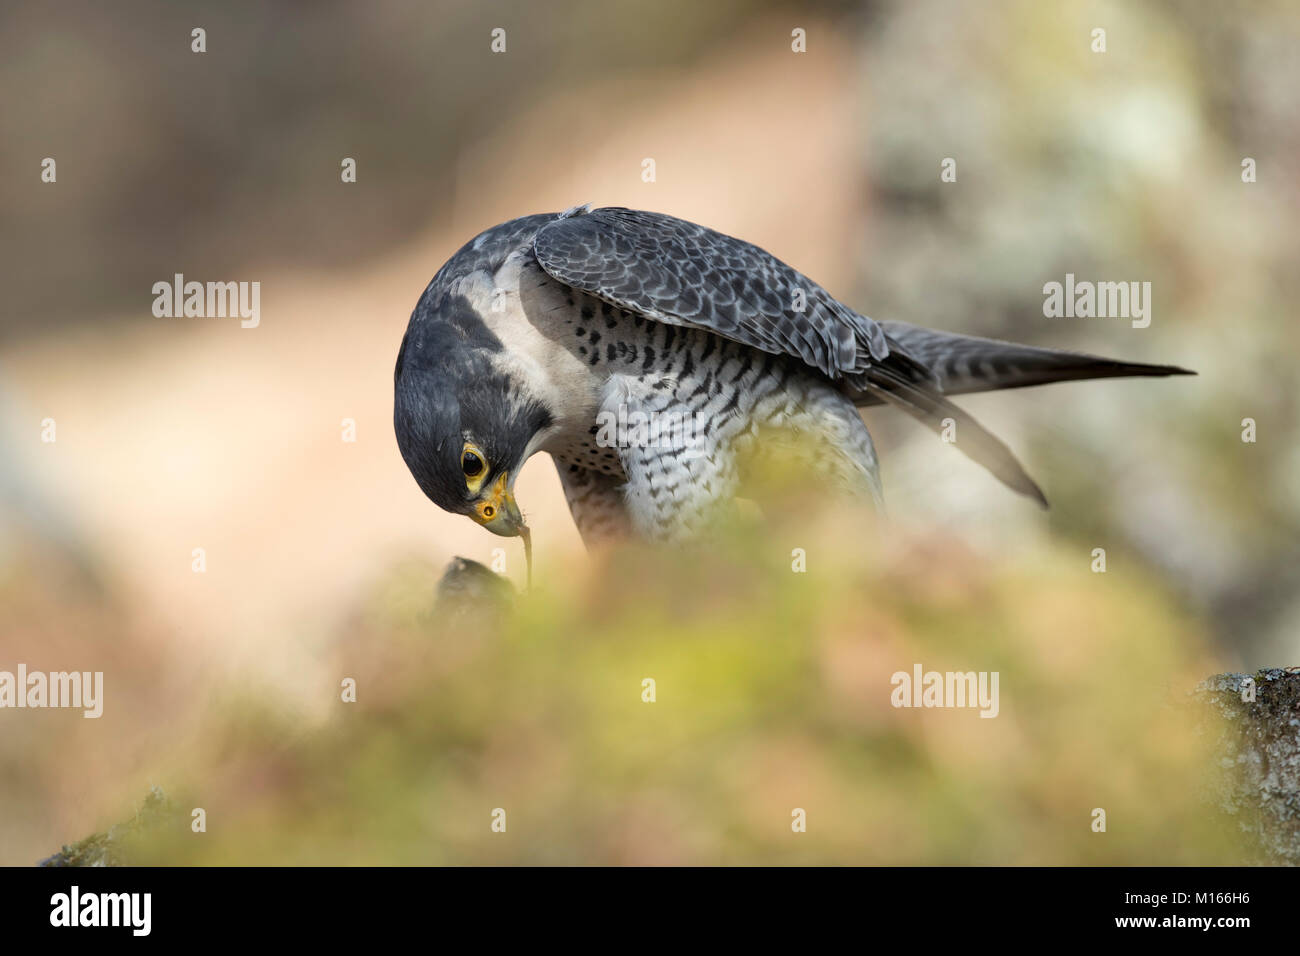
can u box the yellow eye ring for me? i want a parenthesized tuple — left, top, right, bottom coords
(462, 443, 488, 493)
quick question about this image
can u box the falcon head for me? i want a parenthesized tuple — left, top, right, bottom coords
(393, 296, 552, 539)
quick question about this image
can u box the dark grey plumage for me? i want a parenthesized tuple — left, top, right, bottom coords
(534, 206, 889, 377)
(873, 321, 1191, 399)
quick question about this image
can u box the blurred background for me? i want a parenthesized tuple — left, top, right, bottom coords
(1, 0, 1297, 865)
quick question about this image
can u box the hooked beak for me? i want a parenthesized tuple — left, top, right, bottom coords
(470, 471, 527, 538)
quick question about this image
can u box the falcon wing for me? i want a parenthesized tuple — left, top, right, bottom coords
(533, 206, 889, 379)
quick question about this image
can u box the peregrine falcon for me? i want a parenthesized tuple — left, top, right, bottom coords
(394, 205, 1190, 553)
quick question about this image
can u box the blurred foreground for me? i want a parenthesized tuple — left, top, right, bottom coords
(8, 486, 1263, 865)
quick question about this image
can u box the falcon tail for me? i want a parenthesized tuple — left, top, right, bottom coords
(876, 321, 1195, 397)
(847, 323, 1195, 507)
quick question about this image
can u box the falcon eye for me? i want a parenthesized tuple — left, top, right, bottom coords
(461, 442, 490, 494)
